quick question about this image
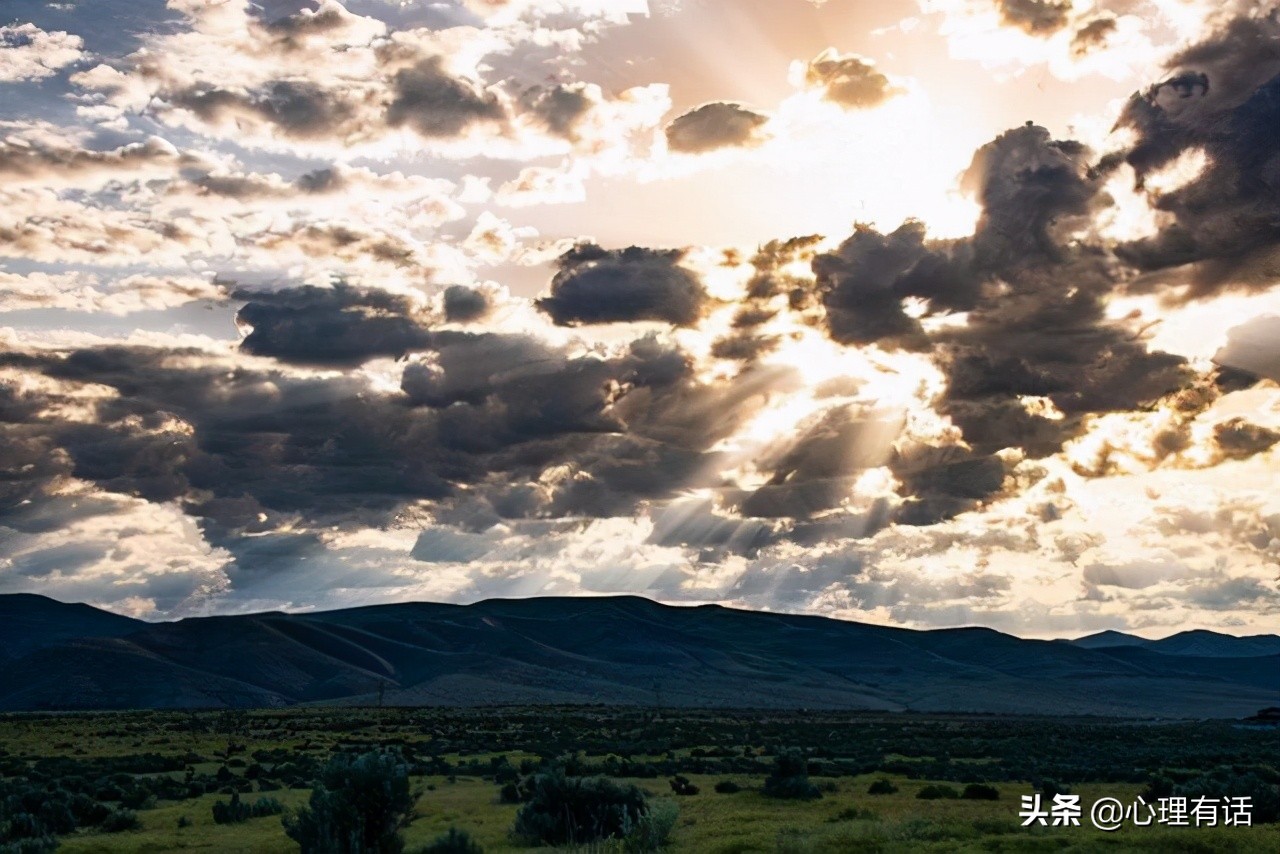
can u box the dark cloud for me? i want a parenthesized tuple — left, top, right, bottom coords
(0, 345, 454, 538)
(386, 56, 505, 137)
(664, 102, 769, 153)
(800, 122, 1193, 491)
(1213, 418, 1280, 461)
(996, 0, 1072, 36)
(803, 50, 902, 109)
(234, 284, 434, 364)
(169, 80, 360, 140)
(1109, 13, 1280, 295)
(813, 220, 977, 350)
(537, 244, 710, 327)
(520, 83, 593, 140)
(442, 285, 491, 323)
(962, 123, 1103, 267)
(892, 447, 1009, 526)
(1071, 16, 1116, 56)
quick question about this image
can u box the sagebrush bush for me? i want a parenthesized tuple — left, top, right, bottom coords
(212, 792, 283, 824)
(282, 751, 415, 854)
(417, 826, 483, 854)
(762, 751, 821, 801)
(512, 768, 675, 849)
(915, 785, 959, 800)
(867, 779, 898, 795)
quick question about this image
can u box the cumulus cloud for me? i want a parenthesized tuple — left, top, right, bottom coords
(1108, 11, 1280, 296)
(0, 24, 84, 82)
(996, 0, 1072, 35)
(537, 244, 710, 326)
(665, 102, 770, 153)
(801, 49, 904, 109)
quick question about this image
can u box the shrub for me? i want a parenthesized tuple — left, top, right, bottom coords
(100, 809, 140, 832)
(668, 776, 699, 796)
(762, 751, 821, 801)
(713, 780, 741, 794)
(961, 784, 1000, 801)
(213, 793, 284, 824)
(511, 768, 675, 848)
(282, 751, 416, 854)
(0, 837, 59, 854)
(867, 779, 898, 795)
(915, 785, 959, 800)
(417, 827, 483, 854)
(1038, 779, 1070, 801)
(1176, 769, 1280, 824)
(1141, 774, 1175, 803)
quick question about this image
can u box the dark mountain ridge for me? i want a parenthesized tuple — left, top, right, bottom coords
(0, 594, 1275, 717)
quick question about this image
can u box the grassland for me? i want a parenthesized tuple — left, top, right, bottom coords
(3, 708, 1277, 853)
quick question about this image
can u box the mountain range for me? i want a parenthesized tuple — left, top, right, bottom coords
(0, 593, 1276, 717)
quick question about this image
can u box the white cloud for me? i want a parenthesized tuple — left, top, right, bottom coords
(0, 24, 84, 82)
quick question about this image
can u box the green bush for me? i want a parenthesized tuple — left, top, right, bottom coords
(511, 768, 675, 849)
(668, 776, 699, 796)
(282, 751, 416, 853)
(1038, 779, 1070, 800)
(1175, 769, 1280, 824)
(212, 792, 284, 824)
(713, 780, 741, 794)
(762, 751, 821, 801)
(915, 785, 959, 800)
(99, 809, 140, 832)
(417, 827, 483, 854)
(867, 779, 898, 795)
(961, 783, 999, 801)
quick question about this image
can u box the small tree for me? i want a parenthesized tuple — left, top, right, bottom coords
(762, 751, 821, 800)
(283, 751, 416, 854)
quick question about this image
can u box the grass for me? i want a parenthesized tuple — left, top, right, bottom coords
(6, 709, 1276, 853)
(51, 775, 1280, 853)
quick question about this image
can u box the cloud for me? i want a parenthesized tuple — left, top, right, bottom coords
(665, 102, 770, 153)
(1215, 315, 1280, 381)
(442, 285, 493, 323)
(537, 244, 711, 326)
(234, 283, 435, 364)
(801, 49, 904, 109)
(385, 55, 506, 137)
(0, 271, 224, 315)
(996, 0, 1072, 36)
(1, 0, 1279, 635)
(0, 24, 84, 82)
(1071, 16, 1117, 56)
(1108, 12, 1280, 295)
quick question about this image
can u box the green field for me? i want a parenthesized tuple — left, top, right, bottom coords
(3, 708, 1277, 853)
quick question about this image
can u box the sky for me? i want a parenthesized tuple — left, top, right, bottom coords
(1, 0, 1279, 638)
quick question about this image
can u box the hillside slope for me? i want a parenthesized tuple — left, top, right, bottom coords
(0, 594, 1275, 717)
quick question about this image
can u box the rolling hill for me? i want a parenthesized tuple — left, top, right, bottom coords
(0, 594, 1275, 717)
